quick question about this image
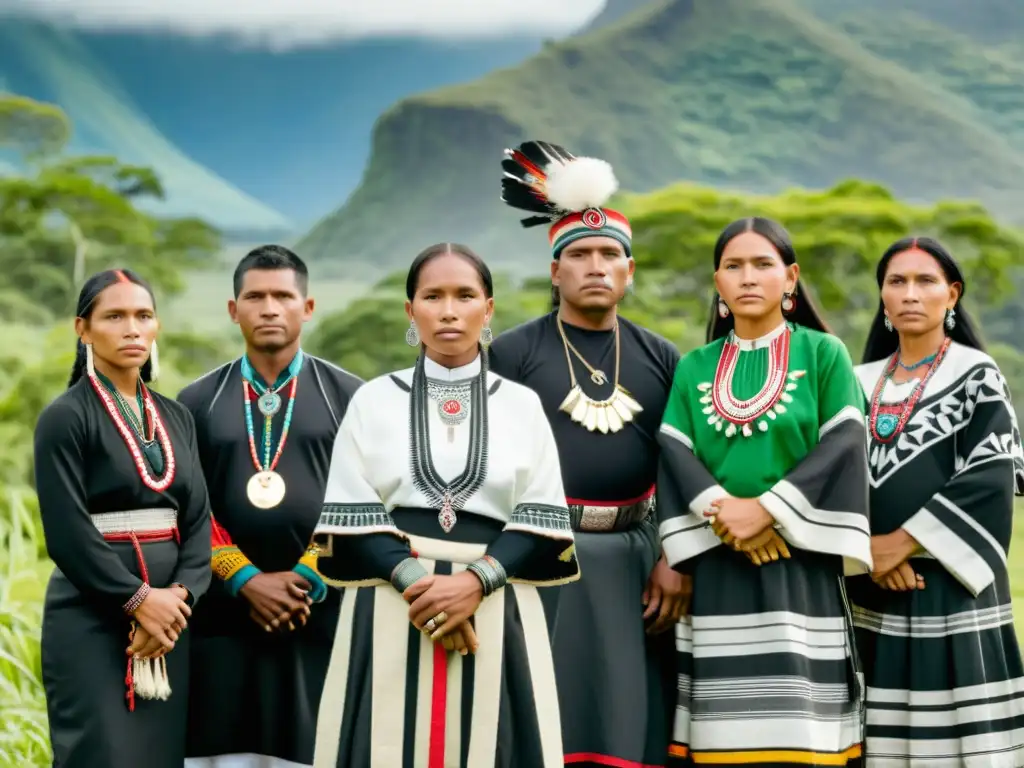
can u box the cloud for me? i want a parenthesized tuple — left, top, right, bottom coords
(0, 0, 606, 48)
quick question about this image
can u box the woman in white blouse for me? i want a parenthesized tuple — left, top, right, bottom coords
(310, 242, 579, 768)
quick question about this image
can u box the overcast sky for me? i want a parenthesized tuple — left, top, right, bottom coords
(0, 0, 607, 47)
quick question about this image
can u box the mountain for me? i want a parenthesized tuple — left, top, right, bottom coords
(800, 6, 1024, 153)
(0, 21, 293, 237)
(298, 0, 1024, 272)
(801, 0, 1023, 45)
(0, 20, 557, 234)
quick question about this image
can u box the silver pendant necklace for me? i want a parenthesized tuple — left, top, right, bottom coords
(426, 380, 471, 442)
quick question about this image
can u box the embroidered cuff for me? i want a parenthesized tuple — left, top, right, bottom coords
(123, 582, 151, 614)
(390, 557, 428, 594)
(212, 545, 255, 582)
(293, 563, 328, 603)
(225, 564, 260, 597)
(466, 555, 507, 597)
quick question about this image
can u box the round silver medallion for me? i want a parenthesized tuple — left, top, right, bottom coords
(257, 391, 282, 416)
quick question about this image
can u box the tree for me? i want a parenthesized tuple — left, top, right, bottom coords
(0, 94, 70, 159)
(0, 95, 221, 320)
(622, 179, 1024, 356)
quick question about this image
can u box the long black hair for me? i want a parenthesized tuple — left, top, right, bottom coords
(861, 236, 985, 363)
(405, 242, 494, 300)
(706, 217, 832, 343)
(68, 268, 157, 388)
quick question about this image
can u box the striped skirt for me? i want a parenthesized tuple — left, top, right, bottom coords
(669, 547, 863, 766)
(313, 533, 564, 768)
(849, 561, 1024, 766)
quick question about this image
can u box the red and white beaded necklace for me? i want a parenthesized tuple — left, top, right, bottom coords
(88, 374, 177, 491)
(709, 324, 792, 437)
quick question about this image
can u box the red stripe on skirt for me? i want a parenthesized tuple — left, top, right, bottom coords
(427, 642, 448, 767)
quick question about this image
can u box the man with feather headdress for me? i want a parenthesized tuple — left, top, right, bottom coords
(488, 141, 687, 767)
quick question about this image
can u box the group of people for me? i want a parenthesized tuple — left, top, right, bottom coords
(32, 139, 1024, 768)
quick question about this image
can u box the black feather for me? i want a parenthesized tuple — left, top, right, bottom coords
(501, 178, 556, 216)
(500, 139, 576, 225)
(536, 141, 575, 165)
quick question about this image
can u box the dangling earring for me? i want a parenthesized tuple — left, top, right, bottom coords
(945, 307, 956, 330)
(884, 315, 893, 332)
(480, 326, 493, 347)
(148, 341, 160, 381)
(717, 298, 730, 319)
(85, 342, 96, 377)
(782, 292, 795, 313)
(405, 321, 420, 347)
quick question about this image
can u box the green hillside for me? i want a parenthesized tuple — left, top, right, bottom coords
(809, 10, 1024, 152)
(298, 0, 1024, 272)
(802, 0, 1024, 46)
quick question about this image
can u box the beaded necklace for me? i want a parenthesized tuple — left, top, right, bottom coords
(706, 324, 794, 437)
(240, 352, 303, 473)
(868, 338, 950, 443)
(88, 372, 176, 491)
(897, 352, 937, 372)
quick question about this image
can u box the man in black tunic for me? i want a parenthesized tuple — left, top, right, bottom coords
(489, 141, 689, 767)
(180, 246, 362, 768)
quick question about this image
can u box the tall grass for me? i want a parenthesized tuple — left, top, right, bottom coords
(0, 488, 50, 767)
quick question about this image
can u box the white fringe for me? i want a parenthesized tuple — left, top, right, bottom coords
(132, 655, 172, 701)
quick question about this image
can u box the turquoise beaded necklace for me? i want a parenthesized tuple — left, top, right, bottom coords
(240, 351, 304, 472)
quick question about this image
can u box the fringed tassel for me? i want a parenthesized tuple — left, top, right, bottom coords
(155, 657, 172, 700)
(133, 656, 155, 699)
(131, 656, 172, 702)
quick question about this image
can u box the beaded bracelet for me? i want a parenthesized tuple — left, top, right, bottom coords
(466, 555, 507, 597)
(391, 557, 428, 593)
(123, 582, 151, 615)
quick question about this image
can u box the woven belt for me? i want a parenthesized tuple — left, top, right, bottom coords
(568, 496, 655, 532)
(92, 507, 180, 714)
(92, 508, 177, 536)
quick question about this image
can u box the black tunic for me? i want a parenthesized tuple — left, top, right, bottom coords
(34, 378, 213, 768)
(488, 311, 680, 768)
(178, 354, 361, 765)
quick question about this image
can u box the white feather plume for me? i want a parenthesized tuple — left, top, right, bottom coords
(544, 156, 619, 213)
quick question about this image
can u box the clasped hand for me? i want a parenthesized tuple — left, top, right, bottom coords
(705, 498, 791, 566)
(128, 585, 190, 659)
(240, 571, 314, 632)
(870, 530, 925, 591)
(642, 555, 692, 634)
(404, 572, 483, 656)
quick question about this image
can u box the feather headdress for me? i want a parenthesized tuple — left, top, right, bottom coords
(500, 140, 632, 258)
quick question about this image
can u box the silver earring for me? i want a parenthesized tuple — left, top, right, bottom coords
(781, 292, 795, 313)
(480, 326, 493, 347)
(945, 307, 956, 330)
(85, 342, 96, 377)
(148, 341, 160, 381)
(717, 299, 730, 319)
(405, 321, 420, 347)
(884, 316, 893, 332)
